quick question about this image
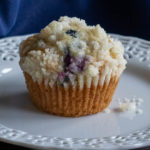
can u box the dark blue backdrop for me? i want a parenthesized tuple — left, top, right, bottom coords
(0, 0, 150, 40)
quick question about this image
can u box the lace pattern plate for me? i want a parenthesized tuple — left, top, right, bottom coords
(0, 34, 150, 150)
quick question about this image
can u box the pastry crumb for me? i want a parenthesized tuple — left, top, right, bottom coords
(103, 108, 111, 113)
(118, 102, 136, 112)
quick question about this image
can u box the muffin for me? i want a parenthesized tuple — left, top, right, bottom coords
(19, 16, 127, 117)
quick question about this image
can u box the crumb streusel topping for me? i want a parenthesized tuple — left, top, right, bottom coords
(19, 16, 127, 88)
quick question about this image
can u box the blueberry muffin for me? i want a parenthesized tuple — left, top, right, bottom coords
(19, 16, 127, 117)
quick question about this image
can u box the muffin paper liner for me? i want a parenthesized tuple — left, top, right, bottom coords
(24, 72, 119, 117)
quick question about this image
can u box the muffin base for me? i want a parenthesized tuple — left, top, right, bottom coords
(24, 73, 119, 117)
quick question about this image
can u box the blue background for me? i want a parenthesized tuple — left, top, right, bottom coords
(0, 0, 150, 40)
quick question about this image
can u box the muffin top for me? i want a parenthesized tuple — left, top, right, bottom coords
(19, 16, 127, 87)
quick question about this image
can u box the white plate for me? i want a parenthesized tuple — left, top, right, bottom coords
(0, 34, 150, 150)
